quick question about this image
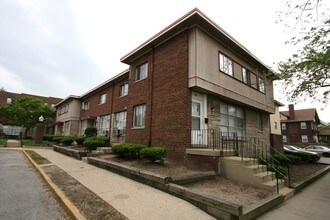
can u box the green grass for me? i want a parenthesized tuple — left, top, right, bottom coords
(22, 139, 55, 147)
(0, 138, 5, 146)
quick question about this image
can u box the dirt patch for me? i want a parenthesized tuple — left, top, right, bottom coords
(28, 151, 127, 220)
(290, 163, 328, 183)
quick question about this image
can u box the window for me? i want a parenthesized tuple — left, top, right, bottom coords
(274, 122, 278, 129)
(99, 93, 106, 105)
(99, 115, 110, 136)
(242, 68, 251, 85)
(281, 123, 286, 130)
(6, 98, 12, 104)
(282, 135, 287, 143)
(313, 135, 318, 143)
(301, 135, 308, 143)
(58, 104, 69, 115)
(219, 53, 233, 76)
(300, 122, 307, 129)
(135, 63, 148, 81)
(258, 78, 265, 93)
(120, 83, 128, 97)
(133, 104, 146, 128)
(81, 101, 89, 110)
(220, 102, 244, 138)
(113, 111, 127, 136)
(257, 113, 263, 131)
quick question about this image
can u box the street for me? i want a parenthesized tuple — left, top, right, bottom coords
(0, 150, 68, 219)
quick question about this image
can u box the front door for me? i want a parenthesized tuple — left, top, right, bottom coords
(191, 98, 205, 145)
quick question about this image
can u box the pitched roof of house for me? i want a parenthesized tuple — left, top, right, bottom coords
(280, 108, 320, 124)
(319, 130, 330, 136)
(120, 8, 277, 79)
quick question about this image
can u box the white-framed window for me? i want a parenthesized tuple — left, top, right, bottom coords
(81, 101, 89, 110)
(220, 102, 245, 138)
(6, 98, 12, 104)
(113, 111, 127, 136)
(281, 123, 286, 130)
(300, 122, 307, 129)
(133, 104, 146, 128)
(257, 113, 263, 131)
(258, 78, 265, 93)
(282, 135, 287, 143)
(301, 135, 308, 143)
(58, 104, 69, 115)
(242, 68, 251, 85)
(274, 122, 278, 129)
(135, 62, 148, 81)
(99, 93, 106, 105)
(219, 53, 233, 76)
(313, 135, 318, 143)
(99, 115, 110, 136)
(119, 83, 128, 97)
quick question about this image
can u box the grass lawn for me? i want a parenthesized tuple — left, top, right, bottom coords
(22, 139, 55, 147)
(0, 138, 5, 146)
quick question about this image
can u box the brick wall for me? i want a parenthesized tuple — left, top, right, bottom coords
(282, 121, 318, 145)
(185, 154, 219, 172)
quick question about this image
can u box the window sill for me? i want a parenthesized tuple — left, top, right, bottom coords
(119, 94, 128, 98)
(132, 126, 145, 130)
(134, 77, 148, 84)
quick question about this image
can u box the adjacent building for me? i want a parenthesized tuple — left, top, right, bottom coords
(55, 9, 278, 167)
(280, 104, 320, 146)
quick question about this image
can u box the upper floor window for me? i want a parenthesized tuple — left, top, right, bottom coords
(242, 68, 251, 85)
(133, 104, 146, 128)
(300, 122, 307, 129)
(81, 101, 89, 110)
(281, 123, 286, 130)
(274, 122, 278, 129)
(58, 104, 69, 115)
(219, 53, 233, 76)
(99, 93, 106, 105)
(120, 83, 128, 97)
(282, 135, 287, 143)
(135, 62, 148, 81)
(258, 78, 265, 93)
(6, 98, 12, 104)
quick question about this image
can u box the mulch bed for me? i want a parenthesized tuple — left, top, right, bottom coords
(289, 163, 328, 183)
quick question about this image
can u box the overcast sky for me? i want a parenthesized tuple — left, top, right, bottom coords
(0, 0, 329, 122)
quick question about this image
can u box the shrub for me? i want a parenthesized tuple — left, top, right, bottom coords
(75, 136, 86, 146)
(268, 165, 288, 179)
(43, 134, 53, 141)
(96, 136, 110, 147)
(112, 143, 147, 159)
(140, 147, 167, 163)
(83, 138, 104, 152)
(286, 151, 320, 163)
(61, 136, 75, 146)
(272, 154, 301, 165)
(53, 136, 63, 144)
(84, 127, 97, 137)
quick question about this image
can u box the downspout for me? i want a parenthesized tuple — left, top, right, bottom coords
(148, 46, 155, 147)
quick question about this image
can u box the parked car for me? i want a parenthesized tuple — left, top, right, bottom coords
(283, 145, 318, 155)
(304, 146, 330, 157)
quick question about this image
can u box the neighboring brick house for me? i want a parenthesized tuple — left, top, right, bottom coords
(280, 104, 320, 146)
(56, 9, 277, 169)
(0, 90, 62, 136)
(54, 95, 81, 136)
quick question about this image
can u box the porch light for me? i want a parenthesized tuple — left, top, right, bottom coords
(39, 115, 44, 123)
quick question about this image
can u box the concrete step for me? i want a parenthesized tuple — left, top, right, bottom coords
(254, 171, 276, 182)
(246, 164, 267, 174)
(5, 140, 21, 147)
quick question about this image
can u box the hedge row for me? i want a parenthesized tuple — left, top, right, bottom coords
(83, 136, 110, 152)
(112, 144, 167, 162)
(284, 151, 320, 163)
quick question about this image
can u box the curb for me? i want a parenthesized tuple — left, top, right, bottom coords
(23, 150, 86, 220)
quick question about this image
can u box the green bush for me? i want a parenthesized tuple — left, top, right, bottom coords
(286, 151, 320, 163)
(140, 146, 167, 162)
(83, 138, 104, 152)
(84, 127, 97, 137)
(44, 135, 63, 142)
(268, 165, 288, 179)
(61, 136, 75, 146)
(75, 136, 86, 146)
(112, 143, 147, 159)
(96, 136, 110, 147)
(272, 154, 301, 165)
(53, 136, 63, 144)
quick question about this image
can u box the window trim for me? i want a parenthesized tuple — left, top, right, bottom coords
(219, 52, 233, 76)
(133, 104, 146, 128)
(300, 122, 307, 130)
(242, 67, 251, 85)
(135, 62, 148, 82)
(98, 93, 107, 105)
(301, 135, 308, 143)
(220, 102, 245, 138)
(258, 77, 265, 93)
(281, 123, 286, 130)
(119, 83, 129, 97)
(282, 135, 287, 143)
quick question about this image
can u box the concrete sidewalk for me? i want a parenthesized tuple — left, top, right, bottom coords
(33, 149, 214, 220)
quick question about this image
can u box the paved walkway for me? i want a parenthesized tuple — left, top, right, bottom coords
(258, 171, 330, 219)
(32, 149, 214, 220)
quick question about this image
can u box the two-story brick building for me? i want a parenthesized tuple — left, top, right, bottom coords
(55, 9, 277, 166)
(280, 104, 320, 146)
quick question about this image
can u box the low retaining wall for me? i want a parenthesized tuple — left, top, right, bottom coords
(53, 145, 87, 160)
(87, 157, 242, 219)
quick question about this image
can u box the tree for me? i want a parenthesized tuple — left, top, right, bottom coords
(2, 97, 54, 136)
(277, 0, 330, 104)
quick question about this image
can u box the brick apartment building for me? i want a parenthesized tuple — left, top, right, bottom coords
(0, 90, 62, 135)
(280, 104, 320, 146)
(55, 9, 277, 166)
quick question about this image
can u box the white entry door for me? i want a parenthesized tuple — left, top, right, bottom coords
(191, 98, 206, 145)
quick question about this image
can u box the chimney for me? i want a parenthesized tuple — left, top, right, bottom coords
(288, 104, 295, 120)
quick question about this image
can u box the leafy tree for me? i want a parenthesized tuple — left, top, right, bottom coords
(277, 0, 330, 104)
(1, 97, 54, 136)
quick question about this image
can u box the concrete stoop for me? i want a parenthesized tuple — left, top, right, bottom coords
(220, 157, 282, 192)
(4, 140, 21, 147)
